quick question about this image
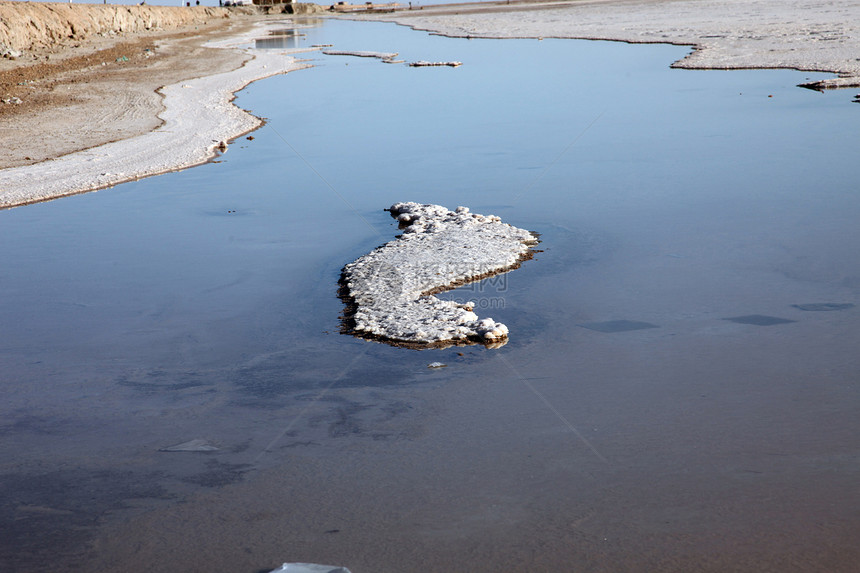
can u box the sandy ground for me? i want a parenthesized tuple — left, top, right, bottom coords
(0, 8, 313, 209)
(0, 19, 251, 171)
(0, 5, 260, 171)
(352, 0, 860, 87)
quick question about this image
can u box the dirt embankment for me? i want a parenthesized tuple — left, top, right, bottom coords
(0, 3, 245, 54)
(0, 3, 270, 172)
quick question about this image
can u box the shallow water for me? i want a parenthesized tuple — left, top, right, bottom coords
(2, 17, 859, 573)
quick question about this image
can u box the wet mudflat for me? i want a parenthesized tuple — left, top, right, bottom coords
(1, 18, 859, 572)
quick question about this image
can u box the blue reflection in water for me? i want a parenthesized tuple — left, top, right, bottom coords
(2, 17, 860, 569)
(0, 19, 856, 376)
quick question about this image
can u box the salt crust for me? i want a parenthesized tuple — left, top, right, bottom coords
(0, 21, 311, 209)
(341, 202, 538, 348)
(321, 49, 399, 59)
(352, 0, 860, 89)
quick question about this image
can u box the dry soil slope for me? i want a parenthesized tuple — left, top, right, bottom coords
(0, 2, 237, 52)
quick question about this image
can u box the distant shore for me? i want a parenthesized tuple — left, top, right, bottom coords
(349, 0, 860, 89)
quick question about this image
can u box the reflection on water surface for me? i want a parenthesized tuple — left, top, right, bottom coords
(1, 17, 859, 573)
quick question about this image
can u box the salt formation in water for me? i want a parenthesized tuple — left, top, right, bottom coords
(321, 49, 403, 63)
(340, 202, 538, 348)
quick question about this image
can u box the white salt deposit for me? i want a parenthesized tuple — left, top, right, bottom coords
(321, 49, 403, 64)
(341, 202, 538, 348)
(0, 21, 311, 209)
(353, 0, 860, 89)
(322, 49, 399, 60)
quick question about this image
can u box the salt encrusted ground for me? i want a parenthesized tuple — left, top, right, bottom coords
(340, 202, 539, 348)
(0, 20, 310, 209)
(350, 0, 860, 89)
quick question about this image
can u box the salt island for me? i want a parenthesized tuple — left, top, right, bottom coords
(340, 202, 539, 348)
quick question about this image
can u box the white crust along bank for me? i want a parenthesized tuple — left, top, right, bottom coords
(0, 21, 308, 209)
(340, 202, 539, 348)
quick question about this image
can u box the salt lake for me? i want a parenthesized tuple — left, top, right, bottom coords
(1, 16, 858, 572)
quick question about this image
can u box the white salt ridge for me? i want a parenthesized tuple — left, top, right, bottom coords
(409, 60, 462, 67)
(322, 49, 399, 60)
(322, 49, 404, 64)
(341, 202, 538, 347)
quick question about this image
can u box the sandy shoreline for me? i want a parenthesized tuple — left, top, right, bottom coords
(0, 26, 310, 208)
(0, 7, 322, 208)
(3, 0, 860, 209)
(0, 15, 314, 209)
